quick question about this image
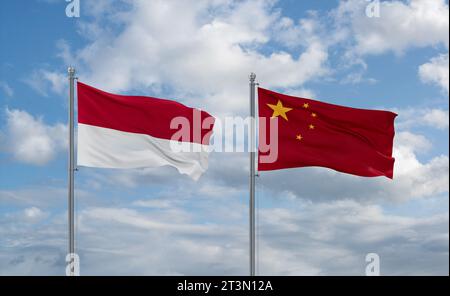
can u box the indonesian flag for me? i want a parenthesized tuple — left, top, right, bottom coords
(258, 88, 397, 179)
(77, 82, 215, 180)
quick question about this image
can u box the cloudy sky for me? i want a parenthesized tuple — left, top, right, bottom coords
(0, 0, 449, 275)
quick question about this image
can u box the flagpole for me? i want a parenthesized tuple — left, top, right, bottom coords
(67, 66, 76, 276)
(249, 72, 257, 276)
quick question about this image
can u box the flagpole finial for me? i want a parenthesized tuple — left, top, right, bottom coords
(249, 72, 256, 82)
(68, 66, 76, 76)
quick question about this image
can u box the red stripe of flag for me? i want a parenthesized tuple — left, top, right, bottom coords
(77, 82, 214, 145)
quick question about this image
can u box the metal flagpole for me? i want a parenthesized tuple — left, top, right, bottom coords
(249, 72, 257, 276)
(67, 66, 76, 276)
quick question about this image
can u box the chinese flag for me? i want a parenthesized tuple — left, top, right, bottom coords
(258, 88, 397, 179)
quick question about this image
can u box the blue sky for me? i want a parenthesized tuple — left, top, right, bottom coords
(0, 0, 449, 275)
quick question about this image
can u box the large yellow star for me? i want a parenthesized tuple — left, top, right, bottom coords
(267, 100, 293, 121)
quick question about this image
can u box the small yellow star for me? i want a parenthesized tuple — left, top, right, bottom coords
(267, 100, 293, 121)
(296, 134, 303, 141)
(303, 103, 309, 109)
(309, 124, 315, 130)
(311, 112, 317, 118)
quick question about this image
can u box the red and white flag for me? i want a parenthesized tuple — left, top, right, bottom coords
(77, 82, 215, 180)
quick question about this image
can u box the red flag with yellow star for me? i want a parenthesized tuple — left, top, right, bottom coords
(258, 88, 397, 179)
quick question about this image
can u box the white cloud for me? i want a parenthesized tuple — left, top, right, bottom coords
(419, 53, 449, 94)
(24, 207, 45, 219)
(132, 199, 176, 209)
(2, 207, 49, 225)
(25, 69, 66, 97)
(1, 109, 67, 165)
(335, 0, 449, 55)
(0, 187, 65, 207)
(423, 108, 449, 129)
(83, 207, 220, 234)
(64, 0, 329, 116)
(396, 107, 449, 130)
(273, 12, 327, 48)
(340, 71, 377, 85)
(0, 81, 13, 97)
(0, 194, 447, 275)
(280, 88, 317, 99)
(52, 0, 449, 97)
(56, 40, 76, 65)
(395, 131, 432, 153)
(22, 207, 49, 223)
(257, 199, 449, 275)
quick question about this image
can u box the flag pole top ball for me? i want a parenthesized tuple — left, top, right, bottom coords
(249, 72, 256, 82)
(68, 67, 76, 76)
